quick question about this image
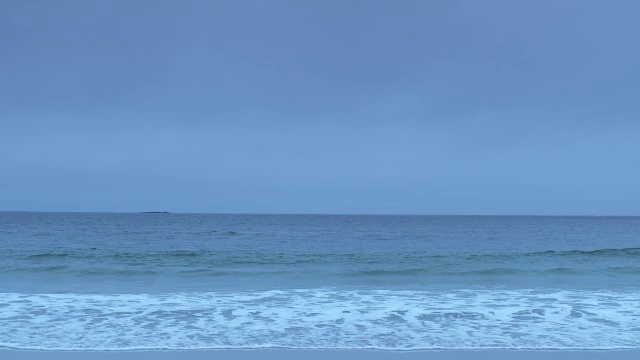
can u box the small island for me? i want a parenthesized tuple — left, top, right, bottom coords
(140, 211, 171, 214)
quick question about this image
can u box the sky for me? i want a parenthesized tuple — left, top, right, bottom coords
(1, 0, 639, 215)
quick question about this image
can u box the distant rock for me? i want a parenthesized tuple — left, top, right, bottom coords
(140, 211, 171, 214)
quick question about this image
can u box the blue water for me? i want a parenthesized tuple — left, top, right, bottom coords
(1, 212, 639, 350)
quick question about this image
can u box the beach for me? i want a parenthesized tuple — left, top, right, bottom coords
(2, 350, 640, 360)
(4, 0, 640, 356)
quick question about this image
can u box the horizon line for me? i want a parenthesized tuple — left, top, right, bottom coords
(0, 210, 638, 217)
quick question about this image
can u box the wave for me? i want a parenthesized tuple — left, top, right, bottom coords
(3, 264, 640, 278)
(462, 267, 523, 276)
(176, 269, 294, 277)
(0, 267, 157, 276)
(532, 247, 640, 257)
(602, 266, 640, 274)
(17, 265, 69, 272)
(4, 247, 639, 282)
(463, 247, 640, 261)
(0, 289, 638, 351)
(347, 268, 524, 277)
(344, 266, 640, 278)
(80, 269, 160, 276)
(14, 247, 640, 263)
(544, 267, 580, 274)
(25, 253, 70, 259)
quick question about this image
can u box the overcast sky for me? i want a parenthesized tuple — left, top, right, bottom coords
(1, 0, 639, 215)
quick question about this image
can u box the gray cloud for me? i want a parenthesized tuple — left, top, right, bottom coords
(1, 0, 639, 214)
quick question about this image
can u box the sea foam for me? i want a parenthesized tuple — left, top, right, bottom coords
(1, 289, 638, 350)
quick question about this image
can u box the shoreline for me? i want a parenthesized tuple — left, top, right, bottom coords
(2, 349, 639, 360)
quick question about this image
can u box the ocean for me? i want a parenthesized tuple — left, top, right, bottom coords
(0, 212, 638, 350)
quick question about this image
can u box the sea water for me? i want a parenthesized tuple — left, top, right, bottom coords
(0, 212, 638, 350)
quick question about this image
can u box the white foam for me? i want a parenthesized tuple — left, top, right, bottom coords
(0, 289, 638, 350)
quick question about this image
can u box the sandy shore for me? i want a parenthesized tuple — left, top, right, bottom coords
(1, 349, 639, 360)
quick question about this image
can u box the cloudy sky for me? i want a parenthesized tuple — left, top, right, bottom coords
(1, 0, 639, 215)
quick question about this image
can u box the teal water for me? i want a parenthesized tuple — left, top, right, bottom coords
(0, 212, 639, 350)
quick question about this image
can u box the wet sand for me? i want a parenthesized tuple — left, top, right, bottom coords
(1, 349, 639, 360)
